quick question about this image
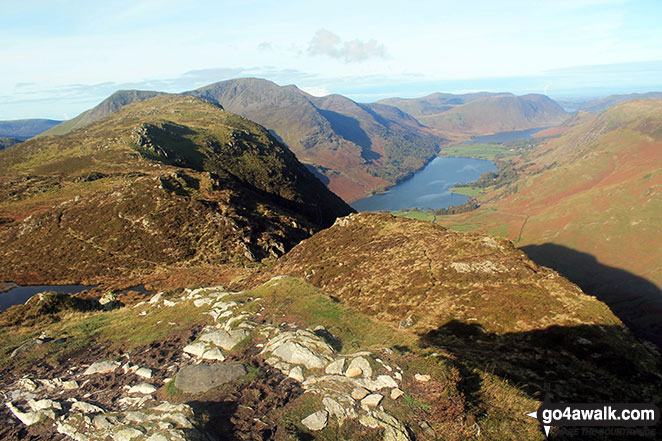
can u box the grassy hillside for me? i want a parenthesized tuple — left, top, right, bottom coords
(417, 94, 570, 135)
(436, 98, 662, 346)
(188, 78, 444, 201)
(0, 95, 352, 286)
(41, 90, 165, 136)
(0, 119, 61, 139)
(378, 92, 507, 118)
(581, 91, 662, 114)
(257, 213, 661, 405)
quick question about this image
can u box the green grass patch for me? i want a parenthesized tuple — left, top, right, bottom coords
(165, 379, 182, 397)
(443, 143, 516, 160)
(241, 277, 415, 353)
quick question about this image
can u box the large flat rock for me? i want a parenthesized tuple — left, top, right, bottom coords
(174, 363, 247, 394)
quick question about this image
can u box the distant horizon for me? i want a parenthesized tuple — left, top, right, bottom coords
(2, 0, 661, 120)
(1, 73, 662, 121)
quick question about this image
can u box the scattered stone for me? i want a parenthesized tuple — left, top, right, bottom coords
(62, 380, 79, 390)
(414, 373, 431, 382)
(128, 383, 157, 394)
(201, 347, 225, 361)
(262, 330, 334, 369)
(361, 393, 384, 407)
(322, 397, 349, 421)
(347, 356, 372, 378)
(174, 363, 247, 394)
(56, 421, 89, 441)
(324, 358, 345, 375)
(183, 341, 210, 357)
(112, 427, 144, 441)
(351, 387, 370, 400)
(148, 293, 163, 304)
(359, 410, 411, 441)
(72, 401, 104, 414)
(163, 299, 176, 307)
(358, 375, 399, 391)
(345, 366, 362, 378)
(10, 338, 44, 358)
(135, 367, 153, 379)
(193, 298, 213, 307)
(28, 398, 62, 412)
(83, 360, 120, 375)
(288, 366, 304, 382)
(390, 388, 404, 400)
(100, 292, 122, 310)
(301, 410, 329, 431)
(199, 328, 249, 351)
(93, 414, 117, 430)
(6, 402, 48, 426)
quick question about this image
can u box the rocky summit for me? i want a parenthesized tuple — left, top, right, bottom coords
(2, 214, 660, 441)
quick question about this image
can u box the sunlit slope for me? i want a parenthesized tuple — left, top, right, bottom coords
(0, 95, 353, 285)
(258, 213, 661, 404)
(188, 78, 444, 201)
(440, 98, 662, 345)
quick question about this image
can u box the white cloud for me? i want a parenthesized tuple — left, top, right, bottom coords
(307, 29, 387, 63)
(301, 86, 331, 97)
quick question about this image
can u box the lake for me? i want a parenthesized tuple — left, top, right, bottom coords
(350, 157, 496, 212)
(0, 284, 95, 311)
(464, 127, 543, 144)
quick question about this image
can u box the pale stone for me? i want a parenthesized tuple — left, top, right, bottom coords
(361, 394, 383, 407)
(358, 375, 399, 391)
(345, 366, 362, 378)
(83, 360, 120, 375)
(288, 366, 304, 382)
(72, 401, 104, 414)
(390, 388, 404, 400)
(6, 402, 46, 426)
(62, 380, 79, 390)
(112, 427, 144, 441)
(414, 374, 431, 382)
(128, 383, 157, 394)
(324, 359, 345, 375)
(135, 367, 153, 379)
(351, 387, 370, 400)
(148, 293, 163, 304)
(193, 298, 213, 307)
(93, 415, 116, 430)
(272, 341, 328, 369)
(301, 410, 328, 431)
(124, 411, 148, 423)
(201, 347, 225, 361)
(28, 398, 61, 412)
(347, 357, 372, 378)
(199, 328, 248, 351)
(359, 410, 411, 441)
(183, 341, 210, 357)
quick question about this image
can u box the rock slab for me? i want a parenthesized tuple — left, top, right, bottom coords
(174, 363, 247, 394)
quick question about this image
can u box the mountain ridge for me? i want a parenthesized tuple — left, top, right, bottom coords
(0, 94, 353, 286)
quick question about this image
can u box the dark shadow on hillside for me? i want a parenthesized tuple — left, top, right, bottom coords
(317, 109, 381, 161)
(419, 320, 662, 440)
(304, 164, 330, 185)
(520, 243, 662, 347)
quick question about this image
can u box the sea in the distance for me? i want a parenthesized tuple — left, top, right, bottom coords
(350, 156, 496, 212)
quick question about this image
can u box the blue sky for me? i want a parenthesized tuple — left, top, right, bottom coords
(1, 0, 661, 119)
